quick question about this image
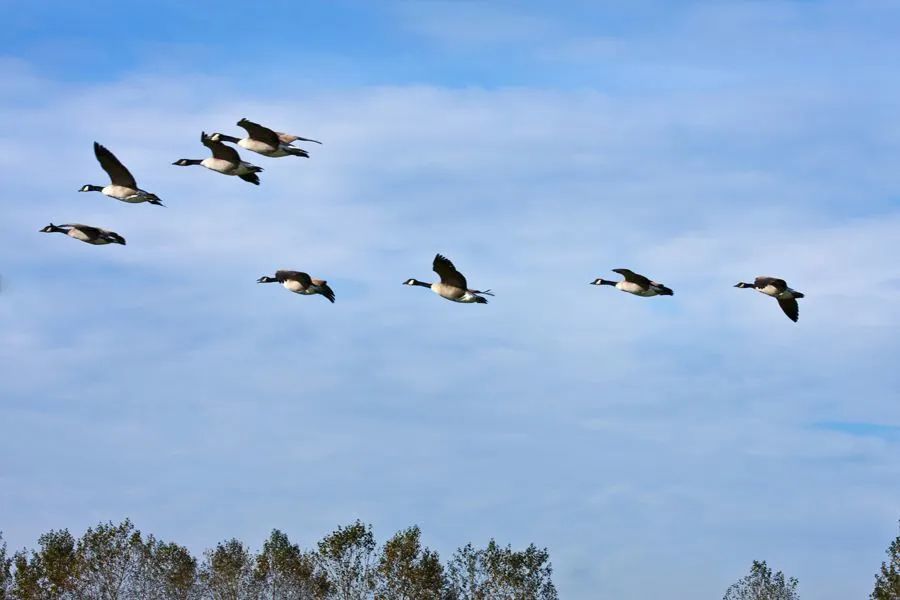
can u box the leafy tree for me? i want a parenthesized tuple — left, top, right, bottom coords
(200, 539, 256, 600)
(376, 526, 444, 600)
(723, 560, 799, 600)
(871, 521, 900, 600)
(446, 540, 558, 600)
(11, 528, 81, 599)
(254, 529, 328, 599)
(74, 519, 146, 599)
(445, 543, 488, 599)
(140, 536, 198, 600)
(316, 521, 376, 600)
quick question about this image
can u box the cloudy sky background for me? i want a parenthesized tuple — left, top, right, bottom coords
(2, 1, 899, 597)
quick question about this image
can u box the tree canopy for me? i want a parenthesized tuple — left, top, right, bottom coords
(0, 520, 557, 599)
(723, 560, 799, 600)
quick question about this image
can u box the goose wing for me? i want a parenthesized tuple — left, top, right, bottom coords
(237, 118, 280, 148)
(94, 142, 137, 188)
(755, 276, 787, 292)
(777, 297, 799, 322)
(276, 270, 312, 286)
(612, 268, 652, 288)
(311, 279, 336, 303)
(433, 254, 468, 289)
(201, 132, 241, 163)
(60, 223, 102, 237)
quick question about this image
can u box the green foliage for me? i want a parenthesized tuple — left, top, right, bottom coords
(141, 536, 198, 600)
(254, 529, 328, 599)
(11, 528, 80, 599)
(200, 539, 255, 600)
(376, 526, 444, 600)
(316, 520, 376, 600)
(75, 519, 146, 599)
(723, 560, 800, 600)
(2, 519, 558, 600)
(871, 521, 900, 600)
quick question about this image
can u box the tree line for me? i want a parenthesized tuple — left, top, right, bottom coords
(1, 519, 898, 599)
(0, 519, 556, 599)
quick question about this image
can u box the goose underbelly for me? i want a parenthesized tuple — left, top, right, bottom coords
(239, 139, 278, 154)
(431, 283, 467, 302)
(103, 185, 140, 201)
(617, 282, 654, 296)
(757, 285, 783, 298)
(283, 280, 308, 294)
(202, 158, 238, 174)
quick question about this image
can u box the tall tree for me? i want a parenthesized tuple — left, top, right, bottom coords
(723, 560, 799, 600)
(254, 529, 328, 599)
(446, 540, 558, 600)
(74, 519, 146, 599)
(200, 539, 257, 600)
(871, 521, 900, 600)
(376, 526, 444, 600)
(316, 521, 376, 600)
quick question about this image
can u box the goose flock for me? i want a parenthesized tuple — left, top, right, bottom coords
(41, 117, 806, 322)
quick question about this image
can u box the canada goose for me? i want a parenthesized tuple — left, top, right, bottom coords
(404, 254, 494, 304)
(40, 223, 126, 245)
(257, 270, 335, 303)
(172, 132, 264, 184)
(734, 276, 804, 322)
(79, 142, 163, 206)
(208, 118, 320, 158)
(590, 268, 674, 297)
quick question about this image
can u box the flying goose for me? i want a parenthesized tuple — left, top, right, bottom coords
(79, 142, 163, 206)
(172, 132, 264, 184)
(404, 254, 494, 304)
(257, 270, 335, 303)
(590, 268, 674, 297)
(734, 276, 804, 322)
(40, 223, 126, 245)
(209, 118, 321, 158)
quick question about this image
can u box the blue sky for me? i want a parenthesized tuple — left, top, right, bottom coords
(1, 1, 899, 598)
